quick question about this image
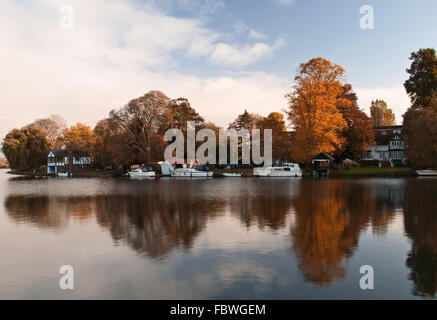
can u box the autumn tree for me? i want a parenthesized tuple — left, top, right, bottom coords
(257, 112, 292, 162)
(286, 57, 347, 164)
(31, 115, 66, 148)
(2, 126, 50, 172)
(370, 99, 396, 126)
(60, 122, 96, 153)
(404, 48, 437, 109)
(336, 84, 374, 160)
(109, 90, 171, 164)
(165, 98, 204, 134)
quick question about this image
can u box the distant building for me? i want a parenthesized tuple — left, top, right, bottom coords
(47, 149, 91, 175)
(363, 125, 407, 167)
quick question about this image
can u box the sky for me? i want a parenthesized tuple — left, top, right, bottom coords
(1, 0, 437, 147)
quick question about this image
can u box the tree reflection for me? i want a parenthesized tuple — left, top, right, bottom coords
(404, 179, 437, 298)
(4, 187, 226, 259)
(5, 195, 95, 230)
(94, 192, 225, 258)
(291, 179, 399, 286)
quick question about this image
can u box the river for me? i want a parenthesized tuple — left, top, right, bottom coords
(0, 169, 436, 299)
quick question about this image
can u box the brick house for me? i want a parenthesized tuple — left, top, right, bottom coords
(47, 149, 91, 175)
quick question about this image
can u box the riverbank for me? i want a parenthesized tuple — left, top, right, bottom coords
(6, 167, 417, 178)
(330, 167, 415, 178)
(6, 170, 112, 178)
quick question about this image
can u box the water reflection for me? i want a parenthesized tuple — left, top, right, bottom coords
(5, 192, 226, 258)
(404, 179, 437, 298)
(5, 195, 96, 230)
(94, 194, 226, 258)
(2, 176, 437, 298)
(291, 179, 401, 286)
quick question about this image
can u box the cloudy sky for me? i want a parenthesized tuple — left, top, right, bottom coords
(1, 0, 437, 143)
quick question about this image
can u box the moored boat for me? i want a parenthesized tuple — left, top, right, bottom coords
(57, 172, 71, 178)
(128, 166, 155, 178)
(253, 163, 302, 177)
(416, 169, 437, 176)
(222, 173, 242, 177)
(171, 167, 213, 177)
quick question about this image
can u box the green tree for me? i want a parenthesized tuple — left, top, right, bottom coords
(228, 110, 254, 131)
(370, 99, 396, 126)
(2, 126, 50, 172)
(404, 48, 437, 109)
(403, 97, 437, 168)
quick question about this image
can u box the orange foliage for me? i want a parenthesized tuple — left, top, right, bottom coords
(287, 57, 347, 163)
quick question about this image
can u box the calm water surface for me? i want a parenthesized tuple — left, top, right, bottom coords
(0, 169, 436, 299)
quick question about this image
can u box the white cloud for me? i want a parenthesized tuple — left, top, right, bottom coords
(355, 85, 410, 125)
(210, 37, 285, 67)
(0, 0, 290, 144)
(249, 30, 267, 40)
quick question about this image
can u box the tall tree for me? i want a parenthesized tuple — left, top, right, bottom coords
(2, 126, 49, 172)
(286, 57, 347, 164)
(60, 123, 96, 153)
(31, 115, 66, 148)
(370, 99, 396, 126)
(257, 112, 292, 162)
(403, 97, 437, 168)
(404, 48, 437, 109)
(109, 90, 170, 164)
(94, 117, 132, 171)
(165, 98, 204, 133)
(336, 84, 374, 160)
(228, 110, 254, 131)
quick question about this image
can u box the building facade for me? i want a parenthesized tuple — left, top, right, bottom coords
(363, 125, 407, 167)
(47, 149, 91, 174)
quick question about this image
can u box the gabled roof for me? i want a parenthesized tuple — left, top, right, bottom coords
(313, 152, 335, 161)
(374, 125, 403, 130)
(48, 149, 90, 158)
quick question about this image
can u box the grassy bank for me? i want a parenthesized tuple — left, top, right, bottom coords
(7, 170, 112, 177)
(7, 170, 47, 177)
(331, 167, 415, 178)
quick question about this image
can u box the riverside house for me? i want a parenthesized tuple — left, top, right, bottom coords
(363, 125, 407, 167)
(47, 149, 91, 175)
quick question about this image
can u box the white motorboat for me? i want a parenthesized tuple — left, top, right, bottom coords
(253, 163, 302, 177)
(128, 166, 155, 178)
(416, 170, 437, 176)
(57, 172, 71, 178)
(222, 173, 242, 177)
(171, 167, 213, 177)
